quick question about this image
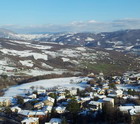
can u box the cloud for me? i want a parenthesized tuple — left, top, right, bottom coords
(1, 18, 140, 33)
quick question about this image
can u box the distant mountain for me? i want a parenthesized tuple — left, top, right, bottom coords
(0, 28, 16, 38)
(0, 28, 140, 55)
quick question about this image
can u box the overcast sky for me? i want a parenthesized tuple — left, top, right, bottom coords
(0, 0, 140, 33)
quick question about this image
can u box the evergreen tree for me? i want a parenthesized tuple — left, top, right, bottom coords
(67, 98, 80, 114)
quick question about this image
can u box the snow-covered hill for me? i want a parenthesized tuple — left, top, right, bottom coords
(4, 77, 90, 97)
(0, 38, 139, 76)
(0, 29, 140, 55)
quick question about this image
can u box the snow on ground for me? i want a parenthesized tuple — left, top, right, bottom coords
(28, 44, 52, 50)
(43, 51, 57, 58)
(0, 49, 48, 60)
(4, 77, 90, 97)
(42, 63, 53, 69)
(62, 57, 70, 62)
(125, 46, 134, 50)
(76, 47, 86, 51)
(21, 68, 70, 76)
(105, 48, 114, 50)
(20, 60, 34, 67)
(9, 33, 52, 41)
(85, 37, 94, 41)
(76, 38, 80, 41)
(59, 49, 81, 57)
(10, 40, 31, 45)
(0, 59, 8, 65)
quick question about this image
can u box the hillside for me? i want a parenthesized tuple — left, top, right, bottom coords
(1, 29, 140, 56)
(0, 38, 139, 78)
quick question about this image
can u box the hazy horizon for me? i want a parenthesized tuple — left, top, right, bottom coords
(0, 0, 140, 33)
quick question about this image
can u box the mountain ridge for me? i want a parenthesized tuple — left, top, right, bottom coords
(0, 28, 139, 55)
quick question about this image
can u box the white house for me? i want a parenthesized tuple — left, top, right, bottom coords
(21, 117, 39, 124)
(11, 106, 21, 113)
(42, 106, 53, 113)
(55, 106, 66, 114)
(88, 101, 102, 111)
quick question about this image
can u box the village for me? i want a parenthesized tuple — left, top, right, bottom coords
(0, 71, 140, 124)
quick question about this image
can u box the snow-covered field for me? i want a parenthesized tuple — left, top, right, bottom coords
(4, 77, 90, 97)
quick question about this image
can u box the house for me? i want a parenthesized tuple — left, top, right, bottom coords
(69, 89, 77, 95)
(45, 118, 62, 124)
(119, 106, 134, 113)
(119, 106, 140, 115)
(11, 106, 21, 113)
(42, 106, 53, 113)
(94, 93, 106, 99)
(19, 110, 47, 121)
(57, 96, 65, 101)
(42, 96, 55, 106)
(55, 106, 66, 114)
(102, 85, 109, 90)
(88, 101, 102, 111)
(23, 98, 32, 103)
(21, 117, 39, 124)
(0, 97, 11, 107)
(87, 73, 95, 78)
(114, 79, 121, 84)
(28, 111, 47, 120)
(58, 91, 65, 96)
(108, 89, 123, 98)
(34, 102, 44, 109)
(37, 89, 46, 95)
(28, 94, 37, 99)
(81, 97, 91, 102)
(98, 89, 105, 95)
(102, 97, 114, 107)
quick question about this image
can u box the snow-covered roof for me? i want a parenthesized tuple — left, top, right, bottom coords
(19, 110, 46, 116)
(11, 106, 21, 112)
(119, 105, 140, 115)
(81, 97, 91, 101)
(89, 101, 102, 106)
(55, 106, 66, 111)
(21, 117, 39, 124)
(108, 94, 117, 97)
(43, 96, 55, 103)
(103, 97, 114, 102)
(49, 118, 62, 123)
(19, 110, 30, 116)
(42, 105, 53, 111)
(57, 96, 65, 101)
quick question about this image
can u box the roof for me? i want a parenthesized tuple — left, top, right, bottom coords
(89, 101, 102, 106)
(42, 105, 53, 111)
(49, 118, 62, 123)
(11, 106, 21, 111)
(55, 106, 66, 111)
(43, 96, 55, 103)
(19, 110, 46, 116)
(34, 102, 44, 106)
(21, 117, 39, 123)
(19, 110, 30, 116)
(108, 94, 117, 97)
(103, 97, 114, 102)
(119, 105, 140, 115)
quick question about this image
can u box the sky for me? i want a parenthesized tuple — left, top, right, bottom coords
(0, 0, 140, 33)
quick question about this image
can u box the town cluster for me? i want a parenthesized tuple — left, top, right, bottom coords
(0, 71, 140, 124)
